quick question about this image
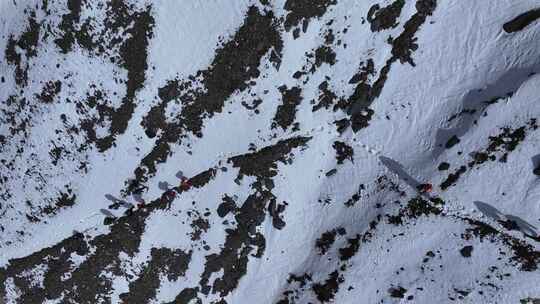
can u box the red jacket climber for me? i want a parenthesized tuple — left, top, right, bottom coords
(179, 177, 192, 191)
(162, 189, 176, 201)
(417, 183, 433, 194)
(160, 189, 177, 209)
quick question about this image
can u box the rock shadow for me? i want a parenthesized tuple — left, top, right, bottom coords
(433, 65, 540, 157)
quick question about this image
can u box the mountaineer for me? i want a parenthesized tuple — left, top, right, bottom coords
(417, 183, 433, 194)
(179, 176, 192, 191)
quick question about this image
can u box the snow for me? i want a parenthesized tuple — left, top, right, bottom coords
(1, 0, 539, 303)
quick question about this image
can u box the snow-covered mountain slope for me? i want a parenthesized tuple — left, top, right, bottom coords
(1, 0, 540, 303)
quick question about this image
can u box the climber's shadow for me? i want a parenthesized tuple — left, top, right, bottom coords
(474, 201, 538, 238)
(379, 156, 421, 190)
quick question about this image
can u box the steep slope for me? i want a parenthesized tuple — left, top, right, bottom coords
(0, 0, 539, 303)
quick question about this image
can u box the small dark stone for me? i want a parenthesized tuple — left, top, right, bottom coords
(438, 162, 450, 171)
(103, 217, 115, 225)
(460, 245, 473, 257)
(445, 135, 460, 149)
(326, 169, 337, 177)
(388, 286, 407, 298)
(316, 229, 338, 255)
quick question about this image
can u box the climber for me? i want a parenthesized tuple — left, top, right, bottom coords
(135, 198, 146, 211)
(170, 190, 177, 198)
(417, 183, 433, 194)
(179, 176, 192, 191)
(158, 188, 177, 209)
(163, 189, 177, 200)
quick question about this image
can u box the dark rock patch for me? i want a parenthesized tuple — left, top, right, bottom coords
(405, 196, 442, 218)
(324, 28, 335, 44)
(0, 179, 195, 303)
(128, 6, 283, 194)
(315, 228, 345, 255)
(273, 86, 303, 130)
(197, 138, 310, 298)
(347, 0, 437, 131)
(54, 0, 96, 54)
(97, 3, 155, 152)
(198, 193, 269, 297)
(56, 190, 76, 209)
(217, 195, 237, 218)
(468, 152, 495, 167)
(0, 233, 89, 304)
(311, 270, 344, 303)
(0, 156, 240, 302)
(441, 120, 537, 190)
(229, 136, 311, 181)
(189, 168, 217, 189)
(390, 0, 437, 66)
(463, 219, 499, 239)
(434, 73, 534, 158)
(422, 250, 435, 263)
(283, 0, 337, 31)
(119, 248, 191, 303)
(460, 245, 473, 257)
(72, 1, 156, 152)
(313, 45, 336, 70)
(367, 0, 406, 32)
(508, 238, 540, 271)
(278, 212, 383, 302)
(454, 288, 470, 298)
(40, 188, 78, 216)
(348, 59, 375, 85)
(241, 98, 263, 111)
(338, 234, 360, 261)
(445, 135, 460, 149)
(277, 273, 313, 304)
(440, 165, 466, 190)
(313, 81, 339, 112)
(5, 11, 41, 87)
(375, 174, 406, 196)
(462, 218, 540, 271)
(485, 121, 535, 161)
(388, 196, 443, 225)
(438, 162, 450, 171)
(471, 120, 537, 165)
(334, 118, 350, 134)
(36, 80, 61, 103)
(110, 4, 155, 140)
(503, 8, 540, 33)
(388, 286, 407, 298)
(161, 6, 282, 137)
(344, 184, 364, 207)
(166, 287, 201, 304)
(49, 145, 64, 165)
(190, 212, 210, 241)
(333, 141, 354, 164)
(268, 200, 288, 229)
